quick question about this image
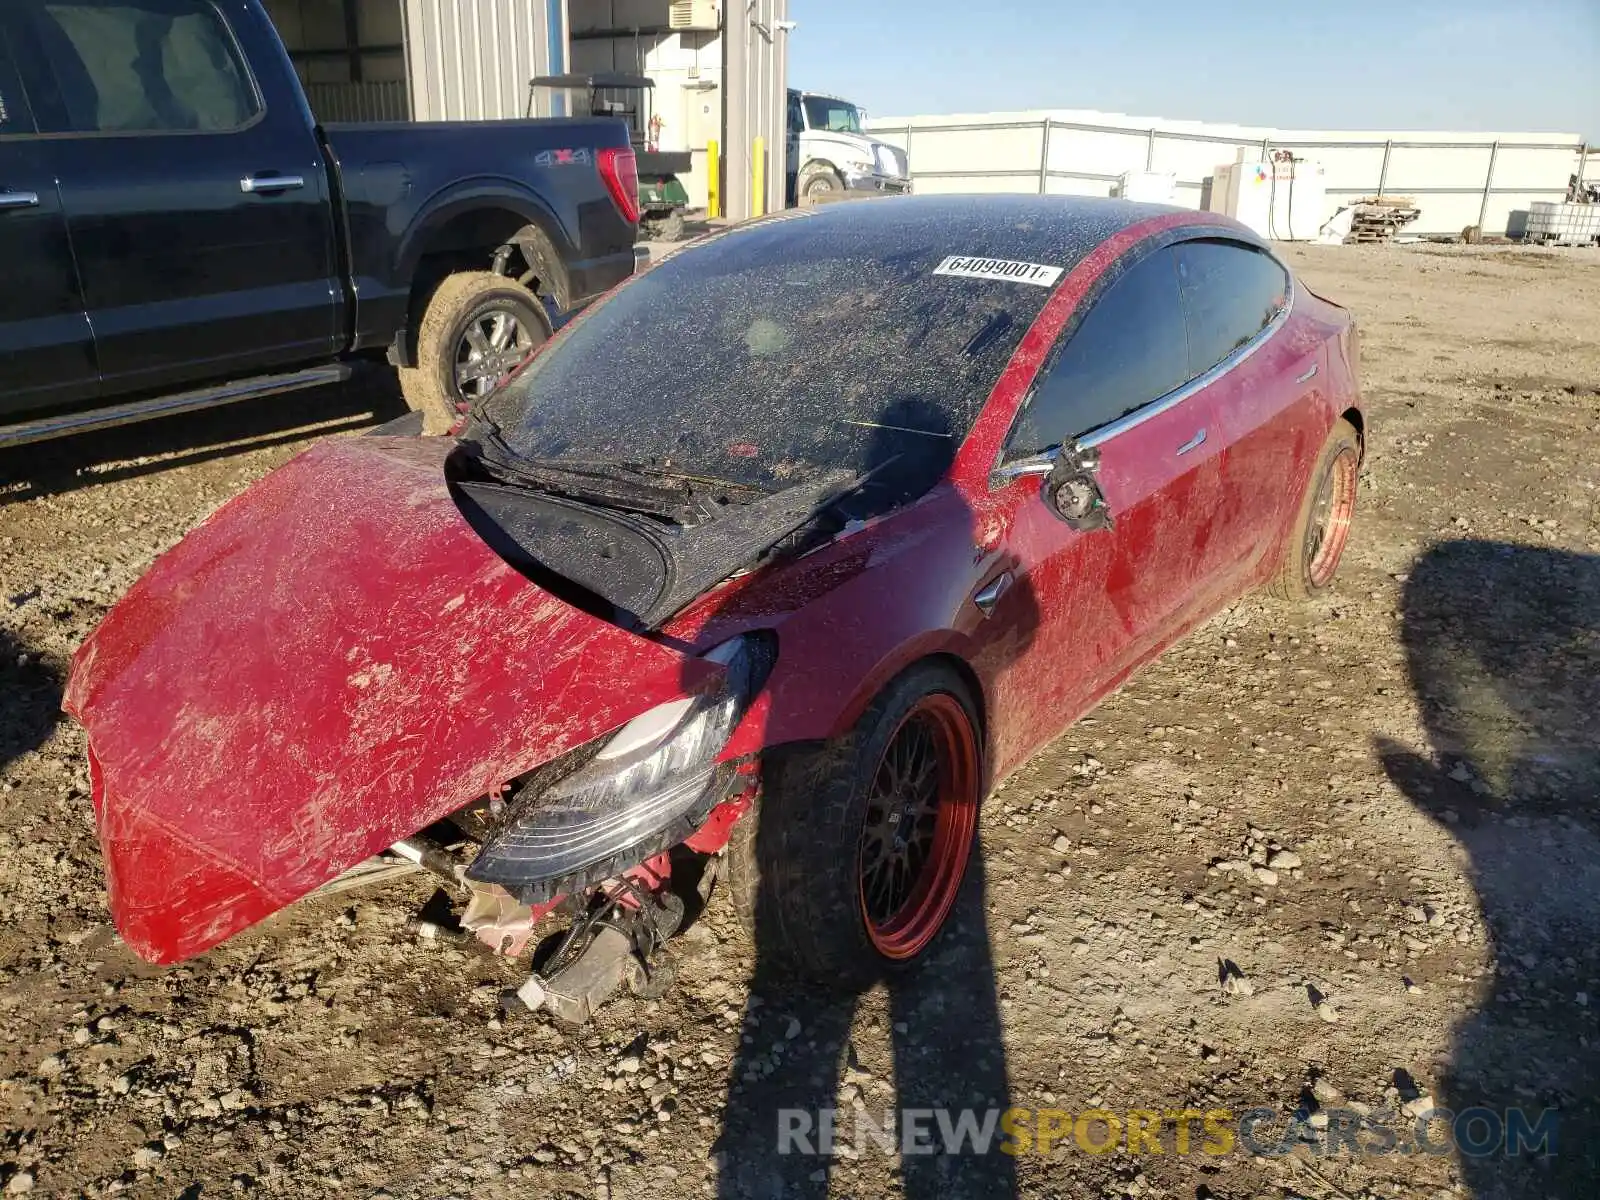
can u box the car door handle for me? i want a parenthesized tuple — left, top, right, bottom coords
(0, 190, 40, 210)
(1295, 364, 1319, 384)
(1175, 428, 1207, 456)
(240, 174, 305, 194)
(972, 570, 1014, 617)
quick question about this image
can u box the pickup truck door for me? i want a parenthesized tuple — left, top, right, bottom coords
(0, 33, 98, 419)
(6, 0, 340, 398)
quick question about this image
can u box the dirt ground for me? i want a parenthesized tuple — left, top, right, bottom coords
(1, 243, 1597, 1200)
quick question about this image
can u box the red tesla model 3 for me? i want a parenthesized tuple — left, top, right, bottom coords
(65, 196, 1363, 1015)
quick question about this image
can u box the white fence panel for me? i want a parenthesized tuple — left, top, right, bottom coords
(868, 110, 1587, 237)
(1305, 144, 1386, 196)
(1383, 144, 1493, 191)
(1151, 136, 1254, 195)
(917, 173, 1038, 196)
(1045, 126, 1143, 182)
(1044, 175, 1116, 198)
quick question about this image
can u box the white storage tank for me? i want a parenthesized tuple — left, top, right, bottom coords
(1208, 151, 1325, 241)
(1526, 201, 1600, 245)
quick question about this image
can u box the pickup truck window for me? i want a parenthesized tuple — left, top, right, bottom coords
(24, 0, 259, 134)
(0, 48, 24, 133)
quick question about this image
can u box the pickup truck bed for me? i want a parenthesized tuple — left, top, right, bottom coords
(326, 118, 639, 359)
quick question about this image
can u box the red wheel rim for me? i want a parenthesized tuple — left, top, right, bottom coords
(857, 693, 979, 960)
(1305, 447, 1359, 588)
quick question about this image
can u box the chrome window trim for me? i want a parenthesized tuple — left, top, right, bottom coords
(991, 243, 1293, 486)
(1081, 277, 1293, 450)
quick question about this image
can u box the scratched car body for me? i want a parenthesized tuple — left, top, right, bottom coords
(65, 196, 1363, 1019)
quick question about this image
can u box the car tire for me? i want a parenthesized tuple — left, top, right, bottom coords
(1268, 416, 1361, 600)
(727, 662, 982, 990)
(399, 271, 549, 436)
(798, 162, 844, 207)
(644, 209, 687, 242)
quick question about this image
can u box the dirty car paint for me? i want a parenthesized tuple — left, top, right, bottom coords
(65, 198, 1363, 970)
(64, 436, 712, 963)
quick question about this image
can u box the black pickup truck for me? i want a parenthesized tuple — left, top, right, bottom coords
(0, 0, 641, 444)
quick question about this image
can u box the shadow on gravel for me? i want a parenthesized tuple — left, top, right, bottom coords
(1378, 540, 1600, 1198)
(0, 367, 406, 504)
(710, 401, 1029, 1200)
(716, 857, 1018, 1200)
(0, 626, 65, 774)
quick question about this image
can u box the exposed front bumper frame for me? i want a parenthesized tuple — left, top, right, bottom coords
(842, 169, 912, 195)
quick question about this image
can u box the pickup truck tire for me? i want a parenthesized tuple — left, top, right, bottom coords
(400, 271, 549, 435)
(798, 162, 844, 206)
(644, 209, 687, 242)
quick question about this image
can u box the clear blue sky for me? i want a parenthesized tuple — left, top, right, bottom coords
(787, 0, 1600, 139)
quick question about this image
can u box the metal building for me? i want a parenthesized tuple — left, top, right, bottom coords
(261, 0, 788, 218)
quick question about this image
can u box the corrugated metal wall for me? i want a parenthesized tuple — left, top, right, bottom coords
(403, 0, 555, 121)
(304, 81, 411, 122)
(722, 0, 788, 219)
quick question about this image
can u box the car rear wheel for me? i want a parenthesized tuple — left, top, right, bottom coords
(399, 271, 549, 435)
(1269, 416, 1361, 599)
(727, 663, 981, 988)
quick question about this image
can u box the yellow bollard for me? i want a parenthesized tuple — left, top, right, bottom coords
(706, 139, 720, 219)
(752, 136, 766, 218)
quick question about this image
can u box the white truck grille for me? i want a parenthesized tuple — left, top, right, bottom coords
(875, 143, 908, 179)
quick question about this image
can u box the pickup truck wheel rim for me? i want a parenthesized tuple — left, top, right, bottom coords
(455, 309, 536, 400)
(858, 693, 978, 960)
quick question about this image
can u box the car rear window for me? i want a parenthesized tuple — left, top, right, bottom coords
(486, 205, 1069, 504)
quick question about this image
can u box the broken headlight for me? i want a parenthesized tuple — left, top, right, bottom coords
(466, 633, 772, 899)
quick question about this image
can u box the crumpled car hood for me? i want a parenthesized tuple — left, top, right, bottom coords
(64, 436, 710, 964)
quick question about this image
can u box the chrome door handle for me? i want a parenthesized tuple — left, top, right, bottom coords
(972, 570, 1014, 617)
(1175, 428, 1207, 456)
(1295, 364, 1319, 384)
(240, 175, 305, 194)
(0, 191, 40, 210)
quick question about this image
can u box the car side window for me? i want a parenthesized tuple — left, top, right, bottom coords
(787, 92, 804, 136)
(1175, 239, 1289, 377)
(1006, 245, 1188, 458)
(23, 0, 259, 135)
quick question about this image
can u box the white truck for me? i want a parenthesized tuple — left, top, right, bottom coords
(785, 89, 911, 205)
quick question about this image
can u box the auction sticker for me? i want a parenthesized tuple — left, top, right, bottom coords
(933, 256, 1063, 287)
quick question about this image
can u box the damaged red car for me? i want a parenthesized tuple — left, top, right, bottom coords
(66, 196, 1363, 1023)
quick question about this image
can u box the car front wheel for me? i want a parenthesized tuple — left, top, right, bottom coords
(728, 662, 982, 989)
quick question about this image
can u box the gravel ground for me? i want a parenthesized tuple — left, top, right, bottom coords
(1, 243, 1597, 1200)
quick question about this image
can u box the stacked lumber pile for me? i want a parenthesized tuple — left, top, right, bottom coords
(1345, 196, 1421, 243)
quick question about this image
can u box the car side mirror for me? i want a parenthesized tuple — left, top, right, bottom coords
(1042, 443, 1114, 531)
